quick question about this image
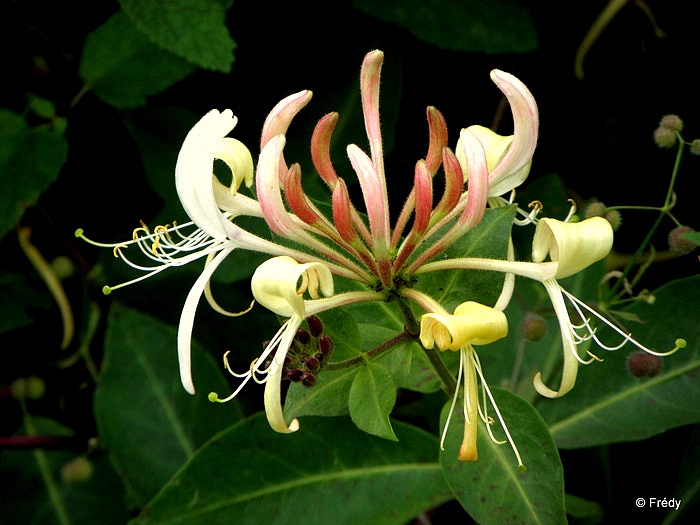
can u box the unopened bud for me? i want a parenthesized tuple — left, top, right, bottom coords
(300, 372, 317, 387)
(653, 127, 677, 148)
(605, 209, 622, 231)
(519, 313, 548, 342)
(10, 376, 46, 400)
(61, 456, 93, 485)
(690, 139, 700, 156)
(659, 114, 683, 132)
(295, 328, 310, 345)
(287, 368, 304, 382)
(668, 226, 697, 254)
(306, 315, 324, 337)
(584, 201, 607, 219)
(626, 351, 662, 378)
(304, 356, 321, 372)
(318, 335, 335, 357)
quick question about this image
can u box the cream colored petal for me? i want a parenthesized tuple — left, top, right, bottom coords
(532, 217, 613, 278)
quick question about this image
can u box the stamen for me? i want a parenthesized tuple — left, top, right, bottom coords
(563, 199, 577, 223)
(440, 349, 464, 451)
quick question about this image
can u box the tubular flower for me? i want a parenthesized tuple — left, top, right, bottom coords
(416, 216, 684, 398)
(420, 302, 523, 467)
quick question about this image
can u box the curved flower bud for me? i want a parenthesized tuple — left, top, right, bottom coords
(532, 217, 613, 278)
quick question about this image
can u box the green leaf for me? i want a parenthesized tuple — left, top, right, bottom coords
(663, 425, 700, 524)
(349, 361, 398, 441)
(0, 109, 67, 240)
(119, 0, 235, 72)
(129, 413, 452, 525)
(95, 302, 241, 507)
(540, 275, 700, 449)
(79, 12, 196, 108)
(440, 388, 566, 524)
(353, 0, 538, 54)
(414, 206, 516, 312)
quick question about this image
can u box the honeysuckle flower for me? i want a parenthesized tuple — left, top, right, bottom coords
(415, 216, 684, 398)
(420, 302, 523, 467)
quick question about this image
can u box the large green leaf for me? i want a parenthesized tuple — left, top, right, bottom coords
(129, 413, 453, 525)
(95, 303, 241, 507)
(79, 12, 196, 108)
(119, 0, 235, 72)
(0, 109, 67, 240)
(353, 0, 538, 54)
(540, 275, 700, 449)
(440, 388, 566, 524)
(349, 361, 398, 440)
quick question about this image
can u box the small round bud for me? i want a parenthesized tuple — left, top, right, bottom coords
(295, 328, 310, 345)
(626, 351, 663, 378)
(653, 127, 677, 148)
(690, 139, 700, 156)
(318, 335, 335, 357)
(584, 201, 607, 219)
(300, 372, 317, 387)
(304, 356, 321, 372)
(668, 226, 697, 254)
(287, 368, 304, 382)
(10, 376, 46, 401)
(605, 209, 623, 231)
(51, 256, 75, 280)
(61, 456, 93, 485)
(519, 313, 548, 342)
(659, 114, 683, 132)
(306, 315, 324, 337)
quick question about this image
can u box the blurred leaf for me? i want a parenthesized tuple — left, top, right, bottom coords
(0, 417, 130, 525)
(79, 12, 196, 108)
(353, 0, 538, 54)
(0, 271, 52, 334)
(95, 302, 242, 508)
(440, 388, 566, 524)
(540, 275, 700, 449)
(0, 109, 67, 240)
(129, 413, 452, 525)
(565, 494, 604, 524)
(349, 361, 398, 440)
(119, 0, 235, 72)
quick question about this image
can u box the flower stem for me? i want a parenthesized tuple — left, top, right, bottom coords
(323, 330, 413, 371)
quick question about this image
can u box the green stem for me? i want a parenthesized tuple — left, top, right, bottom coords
(21, 399, 72, 525)
(323, 330, 413, 371)
(609, 138, 685, 300)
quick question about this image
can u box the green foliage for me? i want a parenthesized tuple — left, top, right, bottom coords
(540, 275, 700, 449)
(353, 0, 538, 53)
(95, 303, 242, 507)
(440, 389, 566, 524)
(79, 12, 197, 108)
(128, 413, 453, 525)
(119, 0, 235, 72)
(0, 109, 67, 240)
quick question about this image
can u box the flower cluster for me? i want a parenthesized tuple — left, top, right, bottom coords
(78, 50, 682, 464)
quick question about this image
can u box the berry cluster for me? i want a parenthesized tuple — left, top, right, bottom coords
(267, 316, 334, 388)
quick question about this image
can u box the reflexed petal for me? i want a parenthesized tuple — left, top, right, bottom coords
(420, 302, 508, 351)
(214, 137, 254, 191)
(176, 109, 239, 240)
(532, 217, 614, 278)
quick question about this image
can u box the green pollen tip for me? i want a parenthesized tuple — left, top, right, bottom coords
(676, 338, 687, 349)
(102, 286, 112, 295)
(518, 464, 527, 473)
(208, 392, 219, 403)
(74, 228, 84, 238)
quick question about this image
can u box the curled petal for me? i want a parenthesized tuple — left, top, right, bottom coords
(176, 109, 239, 240)
(532, 217, 613, 278)
(214, 137, 254, 191)
(178, 246, 236, 394)
(251, 256, 334, 318)
(420, 302, 508, 352)
(486, 70, 539, 196)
